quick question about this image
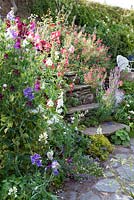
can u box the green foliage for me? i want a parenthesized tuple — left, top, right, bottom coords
(110, 129, 130, 146)
(121, 80, 134, 95)
(87, 134, 114, 161)
(0, 174, 58, 200)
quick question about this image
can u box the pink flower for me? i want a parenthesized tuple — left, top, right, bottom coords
(68, 45, 75, 53)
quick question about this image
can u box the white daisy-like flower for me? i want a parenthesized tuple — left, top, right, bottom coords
(38, 132, 48, 143)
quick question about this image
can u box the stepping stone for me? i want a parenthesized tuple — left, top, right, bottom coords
(79, 191, 101, 200)
(104, 171, 115, 178)
(67, 103, 99, 114)
(108, 194, 132, 200)
(94, 178, 120, 193)
(64, 71, 77, 76)
(66, 84, 91, 92)
(116, 164, 134, 181)
(130, 139, 134, 152)
(83, 121, 129, 136)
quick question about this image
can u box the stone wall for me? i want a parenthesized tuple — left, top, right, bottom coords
(0, 0, 33, 18)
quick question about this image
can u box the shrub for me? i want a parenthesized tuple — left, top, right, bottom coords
(87, 134, 114, 161)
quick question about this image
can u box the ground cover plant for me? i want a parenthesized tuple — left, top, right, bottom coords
(0, 9, 111, 199)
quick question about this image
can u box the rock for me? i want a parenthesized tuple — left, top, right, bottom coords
(79, 191, 101, 200)
(104, 171, 115, 178)
(67, 103, 99, 114)
(116, 164, 134, 181)
(94, 179, 120, 193)
(83, 122, 129, 136)
(66, 85, 95, 105)
(114, 153, 129, 160)
(108, 194, 132, 200)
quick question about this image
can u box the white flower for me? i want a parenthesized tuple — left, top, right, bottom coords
(56, 91, 64, 113)
(70, 117, 75, 123)
(8, 186, 17, 198)
(96, 126, 103, 134)
(52, 160, 60, 169)
(55, 51, 60, 60)
(57, 97, 63, 109)
(47, 115, 59, 125)
(30, 105, 44, 114)
(126, 104, 130, 107)
(129, 110, 134, 114)
(3, 84, 7, 88)
(47, 99, 54, 107)
(47, 150, 54, 160)
(46, 58, 53, 66)
(22, 39, 29, 47)
(38, 132, 48, 143)
(56, 108, 63, 114)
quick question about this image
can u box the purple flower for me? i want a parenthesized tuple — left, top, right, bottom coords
(30, 21, 36, 32)
(0, 93, 4, 100)
(14, 39, 21, 49)
(10, 30, 18, 39)
(4, 54, 8, 59)
(53, 169, 59, 176)
(30, 153, 42, 167)
(34, 80, 40, 91)
(23, 87, 34, 101)
(52, 160, 60, 169)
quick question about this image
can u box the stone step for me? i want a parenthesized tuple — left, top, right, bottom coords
(82, 121, 129, 136)
(64, 71, 77, 76)
(67, 103, 99, 115)
(66, 84, 91, 92)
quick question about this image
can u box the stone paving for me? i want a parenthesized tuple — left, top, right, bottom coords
(57, 138, 134, 200)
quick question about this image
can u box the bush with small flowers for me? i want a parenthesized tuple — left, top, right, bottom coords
(0, 9, 108, 199)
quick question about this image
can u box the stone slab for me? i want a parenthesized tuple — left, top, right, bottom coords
(67, 103, 99, 114)
(94, 178, 120, 193)
(116, 165, 134, 181)
(79, 191, 101, 200)
(108, 194, 132, 200)
(83, 121, 129, 136)
(66, 84, 91, 92)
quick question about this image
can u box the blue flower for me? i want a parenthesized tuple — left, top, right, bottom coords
(53, 169, 59, 176)
(30, 153, 42, 167)
(23, 87, 34, 101)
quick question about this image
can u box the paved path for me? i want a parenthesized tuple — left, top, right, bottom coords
(57, 139, 134, 200)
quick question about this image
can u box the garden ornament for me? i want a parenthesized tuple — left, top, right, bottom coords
(117, 55, 131, 72)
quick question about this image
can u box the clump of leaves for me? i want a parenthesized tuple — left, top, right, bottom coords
(110, 129, 130, 146)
